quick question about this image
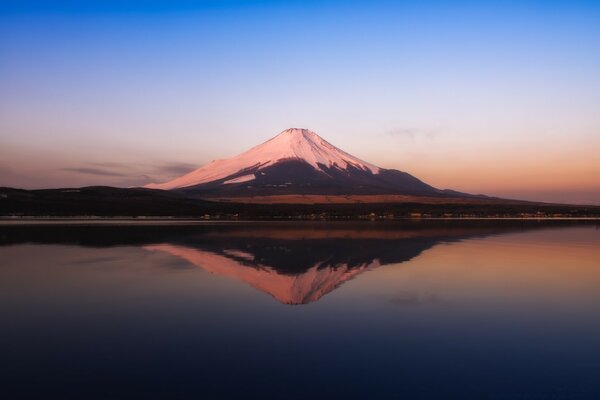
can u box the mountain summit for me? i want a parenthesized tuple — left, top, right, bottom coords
(146, 128, 379, 190)
(145, 128, 455, 198)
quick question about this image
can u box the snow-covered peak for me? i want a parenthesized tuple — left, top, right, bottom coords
(145, 128, 380, 190)
(276, 128, 324, 141)
(254, 128, 379, 171)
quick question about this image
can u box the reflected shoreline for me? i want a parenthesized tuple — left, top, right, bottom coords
(2, 217, 600, 226)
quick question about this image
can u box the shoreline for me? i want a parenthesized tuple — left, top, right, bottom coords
(1, 216, 599, 225)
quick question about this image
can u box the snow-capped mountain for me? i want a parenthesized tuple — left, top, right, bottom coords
(147, 128, 379, 190)
(145, 128, 452, 197)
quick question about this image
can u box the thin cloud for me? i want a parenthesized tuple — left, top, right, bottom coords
(88, 161, 130, 169)
(60, 161, 198, 185)
(386, 128, 439, 141)
(133, 162, 198, 184)
(155, 162, 197, 176)
(62, 167, 126, 177)
(387, 128, 418, 139)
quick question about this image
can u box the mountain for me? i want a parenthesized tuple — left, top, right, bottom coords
(145, 128, 456, 198)
(5, 129, 595, 216)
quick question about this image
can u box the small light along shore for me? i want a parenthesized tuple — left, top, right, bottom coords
(0, 216, 239, 225)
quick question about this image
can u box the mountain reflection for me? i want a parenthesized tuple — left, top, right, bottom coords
(147, 244, 378, 304)
(1, 220, 590, 305)
(144, 228, 477, 304)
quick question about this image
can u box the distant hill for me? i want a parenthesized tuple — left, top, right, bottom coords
(0, 186, 214, 217)
(1, 186, 599, 218)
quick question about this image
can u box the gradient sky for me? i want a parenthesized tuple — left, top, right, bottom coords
(1, 0, 599, 204)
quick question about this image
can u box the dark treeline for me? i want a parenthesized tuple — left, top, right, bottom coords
(1, 186, 599, 219)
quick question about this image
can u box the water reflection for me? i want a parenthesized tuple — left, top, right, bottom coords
(142, 227, 525, 305)
(145, 243, 379, 304)
(1, 220, 600, 399)
(2, 220, 596, 305)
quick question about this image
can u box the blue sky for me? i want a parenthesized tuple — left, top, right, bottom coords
(1, 0, 599, 203)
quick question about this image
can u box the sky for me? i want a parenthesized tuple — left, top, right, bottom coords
(1, 0, 599, 204)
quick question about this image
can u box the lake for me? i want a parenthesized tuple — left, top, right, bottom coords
(1, 220, 599, 399)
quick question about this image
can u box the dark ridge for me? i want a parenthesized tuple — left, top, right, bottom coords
(1, 186, 599, 218)
(176, 159, 448, 197)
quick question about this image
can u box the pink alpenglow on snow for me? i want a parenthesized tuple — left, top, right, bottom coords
(145, 128, 380, 190)
(145, 244, 379, 305)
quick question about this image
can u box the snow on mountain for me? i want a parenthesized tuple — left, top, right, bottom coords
(145, 128, 380, 190)
(222, 174, 255, 185)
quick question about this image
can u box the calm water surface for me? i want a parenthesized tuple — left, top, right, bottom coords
(1, 220, 599, 399)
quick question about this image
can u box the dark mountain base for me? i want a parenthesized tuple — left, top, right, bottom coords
(1, 186, 599, 219)
(177, 159, 447, 197)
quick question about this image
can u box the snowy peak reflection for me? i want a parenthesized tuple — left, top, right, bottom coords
(147, 243, 380, 305)
(144, 228, 488, 305)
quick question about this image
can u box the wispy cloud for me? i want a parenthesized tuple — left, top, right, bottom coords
(63, 161, 197, 183)
(155, 162, 197, 176)
(62, 167, 126, 177)
(130, 162, 198, 184)
(88, 161, 130, 169)
(386, 128, 439, 141)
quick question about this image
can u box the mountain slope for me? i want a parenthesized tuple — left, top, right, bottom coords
(144, 128, 447, 197)
(146, 128, 379, 190)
